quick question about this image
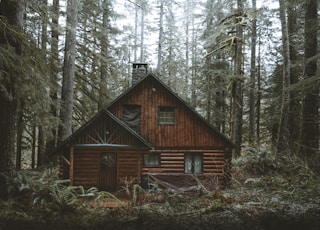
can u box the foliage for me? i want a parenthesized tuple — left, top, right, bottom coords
(233, 146, 278, 175)
(0, 171, 32, 198)
(1, 161, 320, 229)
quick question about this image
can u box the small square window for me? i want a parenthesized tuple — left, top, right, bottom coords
(158, 106, 175, 124)
(144, 153, 161, 167)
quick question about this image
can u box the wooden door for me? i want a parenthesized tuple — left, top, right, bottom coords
(99, 152, 117, 191)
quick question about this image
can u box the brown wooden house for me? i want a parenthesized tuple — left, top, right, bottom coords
(50, 63, 234, 192)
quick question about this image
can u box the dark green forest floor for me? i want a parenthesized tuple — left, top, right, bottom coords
(1, 149, 320, 230)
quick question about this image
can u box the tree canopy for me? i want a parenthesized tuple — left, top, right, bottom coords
(0, 0, 319, 173)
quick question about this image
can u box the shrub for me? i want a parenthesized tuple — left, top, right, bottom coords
(233, 146, 278, 175)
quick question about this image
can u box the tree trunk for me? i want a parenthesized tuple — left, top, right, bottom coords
(0, 0, 24, 173)
(301, 0, 319, 162)
(276, 0, 290, 153)
(249, 0, 257, 145)
(98, 1, 110, 110)
(232, 0, 244, 156)
(58, 0, 79, 141)
(46, 0, 60, 155)
(157, 0, 163, 75)
(31, 125, 36, 169)
(37, 127, 46, 167)
(38, 0, 48, 166)
(140, 4, 145, 62)
(15, 106, 24, 169)
(287, 0, 301, 151)
(256, 35, 261, 144)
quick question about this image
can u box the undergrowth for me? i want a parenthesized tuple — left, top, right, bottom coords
(0, 146, 319, 229)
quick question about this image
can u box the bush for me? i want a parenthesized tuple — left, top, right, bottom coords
(233, 146, 278, 175)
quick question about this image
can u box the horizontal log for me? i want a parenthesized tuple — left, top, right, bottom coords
(203, 162, 225, 165)
(161, 161, 184, 164)
(162, 168, 184, 173)
(203, 170, 224, 174)
(142, 168, 163, 173)
(161, 153, 185, 157)
(152, 149, 226, 153)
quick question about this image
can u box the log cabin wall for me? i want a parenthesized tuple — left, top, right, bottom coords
(108, 76, 228, 149)
(141, 150, 226, 189)
(142, 151, 226, 177)
(52, 74, 233, 191)
(64, 147, 228, 190)
(70, 146, 148, 190)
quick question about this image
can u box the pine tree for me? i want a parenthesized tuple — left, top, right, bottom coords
(0, 0, 24, 172)
(276, 0, 290, 153)
(58, 0, 79, 141)
(301, 0, 319, 166)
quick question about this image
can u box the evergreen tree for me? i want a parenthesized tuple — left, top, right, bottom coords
(301, 0, 319, 168)
(0, 0, 24, 172)
(58, 0, 79, 141)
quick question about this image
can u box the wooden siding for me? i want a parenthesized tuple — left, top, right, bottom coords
(108, 76, 228, 148)
(74, 114, 146, 146)
(71, 147, 148, 190)
(117, 151, 141, 187)
(73, 149, 99, 188)
(142, 150, 225, 176)
(55, 74, 234, 191)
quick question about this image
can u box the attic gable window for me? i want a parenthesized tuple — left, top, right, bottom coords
(123, 104, 141, 132)
(158, 106, 175, 124)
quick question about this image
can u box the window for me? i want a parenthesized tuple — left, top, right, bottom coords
(123, 104, 141, 132)
(158, 106, 175, 124)
(144, 153, 161, 167)
(184, 153, 203, 174)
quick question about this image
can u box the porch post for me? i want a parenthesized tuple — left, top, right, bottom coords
(69, 146, 74, 185)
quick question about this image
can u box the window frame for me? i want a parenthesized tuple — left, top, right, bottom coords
(184, 153, 203, 174)
(143, 153, 161, 167)
(158, 106, 176, 125)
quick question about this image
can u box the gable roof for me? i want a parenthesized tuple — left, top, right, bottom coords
(105, 73, 234, 148)
(49, 72, 234, 157)
(48, 109, 153, 157)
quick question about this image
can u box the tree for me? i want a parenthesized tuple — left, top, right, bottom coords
(287, 0, 303, 151)
(0, 0, 24, 172)
(98, 0, 111, 110)
(231, 0, 245, 156)
(276, 0, 290, 153)
(58, 0, 79, 142)
(46, 0, 60, 156)
(157, 0, 164, 74)
(300, 0, 319, 165)
(249, 0, 257, 144)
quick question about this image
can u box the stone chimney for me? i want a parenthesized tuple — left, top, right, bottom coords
(132, 62, 148, 85)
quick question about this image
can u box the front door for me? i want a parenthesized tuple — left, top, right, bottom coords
(99, 152, 117, 191)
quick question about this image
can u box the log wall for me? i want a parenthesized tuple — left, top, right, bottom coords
(142, 150, 226, 176)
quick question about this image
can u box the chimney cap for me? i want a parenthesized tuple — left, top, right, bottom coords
(132, 62, 148, 67)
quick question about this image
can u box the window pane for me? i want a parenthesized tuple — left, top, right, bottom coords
(184, 154, 193, 173)
(194, 155, 202, 174)
(158, 106, 175, 124)
(184, 153, 203, 174)
(144, 154, 160, 166)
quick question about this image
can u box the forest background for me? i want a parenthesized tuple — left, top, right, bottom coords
(0, 0, 319, 175)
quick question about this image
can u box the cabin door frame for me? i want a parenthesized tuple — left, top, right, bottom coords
(99, 152, 117, 191)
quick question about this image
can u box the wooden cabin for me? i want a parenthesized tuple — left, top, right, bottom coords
(50, 63, 234, 192)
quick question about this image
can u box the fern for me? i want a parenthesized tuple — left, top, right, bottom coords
(48, 180, 79, 208)
(234, 146, 278, 174)
(132, 184, 145, 206)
